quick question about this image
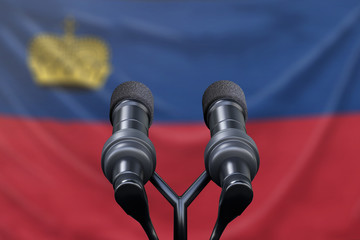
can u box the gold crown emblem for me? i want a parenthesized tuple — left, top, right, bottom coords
(28, 18, 111, 89)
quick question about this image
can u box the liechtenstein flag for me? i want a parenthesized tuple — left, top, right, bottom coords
(1, 0, 360, 239)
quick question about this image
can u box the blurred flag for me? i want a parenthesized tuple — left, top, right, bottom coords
(0, 0, 360, 239)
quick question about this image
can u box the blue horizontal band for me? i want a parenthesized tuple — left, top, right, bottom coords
(1, 0, 360, 122)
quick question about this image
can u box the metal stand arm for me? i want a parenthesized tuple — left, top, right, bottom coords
(150, 171, 211, 240)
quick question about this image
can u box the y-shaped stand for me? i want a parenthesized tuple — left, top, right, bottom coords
(150, 171, 211, 240)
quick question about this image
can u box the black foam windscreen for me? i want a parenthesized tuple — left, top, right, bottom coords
(202, 80, 248, 122)
(110, 81, 154, 125)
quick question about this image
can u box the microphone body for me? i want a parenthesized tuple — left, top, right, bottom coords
(101, 81, 158, 240)
(102, 99, 156, 189)
(202, 80, 260, 240)
(204, 99, 259, 190)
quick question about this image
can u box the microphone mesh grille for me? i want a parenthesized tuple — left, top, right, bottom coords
(202, 80, 248, 122)
(110, 81, 154, 125)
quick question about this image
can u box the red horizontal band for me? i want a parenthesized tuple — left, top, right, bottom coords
(0, 114, 359, 239)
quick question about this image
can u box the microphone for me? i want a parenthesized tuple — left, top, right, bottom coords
(202, 80, 260, 240)
(101, 81, 158, 240)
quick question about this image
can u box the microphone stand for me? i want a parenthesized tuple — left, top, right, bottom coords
(103, 81, 258, 240)
(150, 171, 211, 240)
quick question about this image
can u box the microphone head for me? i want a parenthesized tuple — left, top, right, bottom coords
(202, 80, 248, 124)
(110, 81, 154, 125)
